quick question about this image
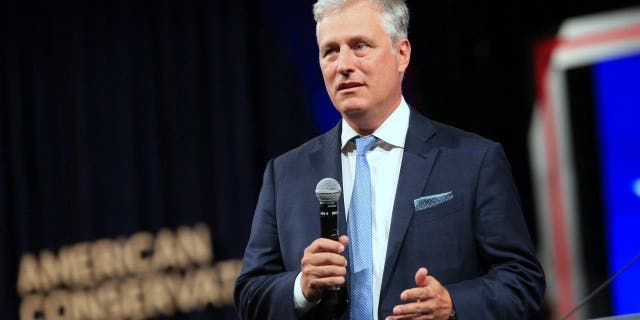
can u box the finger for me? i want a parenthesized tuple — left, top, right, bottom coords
(306, 275, 346, 288)
(338, 235, 349, 247)
(301, 251, 347, 267)
(302, 264, 347, 278)
(305, 238, 345, 254)
(304, 238, 345, 254)
(400, 287, 434, 301)
(392, 301, 433, 316)
(414, 267, 428, 287)
(385, 314, 423, 320)
(420, 275, 443, 294)
(387, 316, 432, 320)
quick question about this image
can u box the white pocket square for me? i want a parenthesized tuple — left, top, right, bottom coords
(414, 191, 454, 211)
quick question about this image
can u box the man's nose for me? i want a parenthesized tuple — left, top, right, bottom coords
(336, 49, 355, 75)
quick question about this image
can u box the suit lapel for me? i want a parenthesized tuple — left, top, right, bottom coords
(380, 110, 439, 298)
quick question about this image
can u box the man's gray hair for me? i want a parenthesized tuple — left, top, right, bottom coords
(313, 0, 409, 45)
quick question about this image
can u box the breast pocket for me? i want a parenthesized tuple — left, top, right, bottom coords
(412, 193, 465, 226)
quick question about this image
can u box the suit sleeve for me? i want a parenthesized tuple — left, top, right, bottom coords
(234, 159, 299, 319)
(446, 143, 546, 319)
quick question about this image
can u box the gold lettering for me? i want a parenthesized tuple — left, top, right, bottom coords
(174, 270, 198, 312)
(192, 267, 221, 307)
(120, 277, 145, 320)
(124, 232, 154, 275)
(44, 290, 70, 320)
(152, 229, 188, 270)
(91, 240, 110, 282)
(70, 243, 94, 287)
(57, 246, 74, 287)
(67, 289, 106, 319)
(140, 273, 174, 317)
(39, 250, 62, 291)
(19, 294, 44, 320)
(16, 222, 232, 319)
(161, 272, 181, 300)
(216, 260, 242, 305)
(95, 280, 123, 319)
(69, 290, 92, 320)
(113, 238, 128, 277)
(86, 288, 107, 320)
(177, 224, 213, 265)
(57, 244, 92, 288)
(91, 239, 126, 282)
(17, 254, 41, 295)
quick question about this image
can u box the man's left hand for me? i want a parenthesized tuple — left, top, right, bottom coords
(386, 267, 453, 320)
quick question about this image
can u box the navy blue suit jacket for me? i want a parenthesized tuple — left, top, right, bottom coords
(235, 110, 545, 319)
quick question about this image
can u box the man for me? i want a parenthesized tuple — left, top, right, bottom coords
(235, 0, 545, 319)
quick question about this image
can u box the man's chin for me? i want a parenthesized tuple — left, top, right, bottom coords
(338, 107, 369, 119)
(334, 100, 369, 116)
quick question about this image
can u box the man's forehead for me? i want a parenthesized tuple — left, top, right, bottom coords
(316, 2, 384, 44)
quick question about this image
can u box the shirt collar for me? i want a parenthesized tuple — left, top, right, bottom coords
(340, 97, 410, 150)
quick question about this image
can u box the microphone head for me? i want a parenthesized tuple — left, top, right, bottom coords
(315, 178, 342, 202)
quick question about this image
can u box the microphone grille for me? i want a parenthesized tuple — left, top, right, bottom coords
(315, 178, 342, 202)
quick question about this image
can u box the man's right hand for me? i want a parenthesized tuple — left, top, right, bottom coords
(300, 235, 349, 302)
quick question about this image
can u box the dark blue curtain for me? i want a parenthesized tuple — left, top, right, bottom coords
(1, 0, 317, 318)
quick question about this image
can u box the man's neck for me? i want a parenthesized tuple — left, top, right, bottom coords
(343, 98, 402, 136)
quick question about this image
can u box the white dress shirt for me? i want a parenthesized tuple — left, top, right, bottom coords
(294, 98, 410, 319)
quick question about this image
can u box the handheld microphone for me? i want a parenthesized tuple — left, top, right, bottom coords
(315, 178, 348, 318)
(315, 178, 342, 241)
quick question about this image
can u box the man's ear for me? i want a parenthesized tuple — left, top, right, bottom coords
(396, 38, 411, 73)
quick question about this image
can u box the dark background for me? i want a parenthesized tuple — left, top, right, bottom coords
(2, 0, 638, 319)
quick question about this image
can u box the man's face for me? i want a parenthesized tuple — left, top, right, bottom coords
(317, 1, 410, 129)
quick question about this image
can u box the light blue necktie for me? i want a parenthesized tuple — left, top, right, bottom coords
(348, 135, 376, 319)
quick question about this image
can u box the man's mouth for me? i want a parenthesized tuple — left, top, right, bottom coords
(337, 82, 363, 91)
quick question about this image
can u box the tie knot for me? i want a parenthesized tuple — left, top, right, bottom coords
(355, 136, 376, 156)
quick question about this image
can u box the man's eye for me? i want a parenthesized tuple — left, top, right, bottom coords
(324, 49, 337, 57)
(356, 43, 368, 50)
